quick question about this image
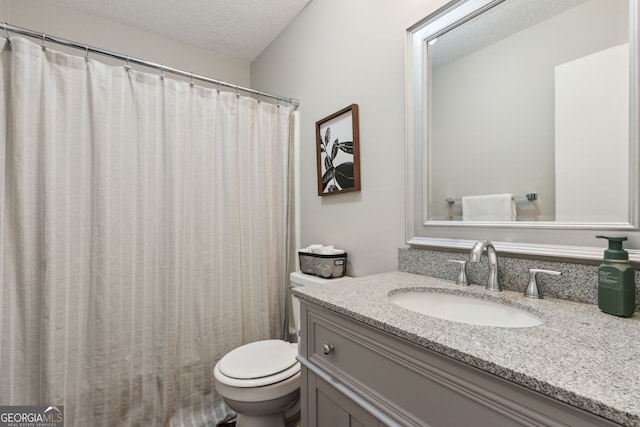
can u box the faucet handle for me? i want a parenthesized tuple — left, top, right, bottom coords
(447, 259, 469, 286)
(525, 269, 561, 299)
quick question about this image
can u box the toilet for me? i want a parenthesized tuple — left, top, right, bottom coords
(214, 272, 346, 427)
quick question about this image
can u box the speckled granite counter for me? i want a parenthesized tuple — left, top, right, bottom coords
(291, 271, 640, 427)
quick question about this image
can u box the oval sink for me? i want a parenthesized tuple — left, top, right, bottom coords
(389, 291, 543, 328)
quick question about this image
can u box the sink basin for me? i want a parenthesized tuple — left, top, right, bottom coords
(389, 291, 543, 328)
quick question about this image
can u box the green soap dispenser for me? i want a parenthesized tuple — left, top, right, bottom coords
(596, 236, 636, 317)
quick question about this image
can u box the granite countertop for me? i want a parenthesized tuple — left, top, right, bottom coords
(292, 271, 640, 427)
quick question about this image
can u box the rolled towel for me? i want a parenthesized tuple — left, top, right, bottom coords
(310, 245, 325, 254)
(300, 244, 345, 255)
(300, 244, 324, 253)
(320, 248, 345, 255)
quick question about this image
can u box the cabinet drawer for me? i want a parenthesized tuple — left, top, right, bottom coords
(304, 304, 619, 427)
(308, 309, 443, 425)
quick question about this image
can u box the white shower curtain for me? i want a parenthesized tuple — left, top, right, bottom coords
(0, 37, 294, 426)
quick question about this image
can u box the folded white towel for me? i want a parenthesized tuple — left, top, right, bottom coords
(462, 194, 516, 221)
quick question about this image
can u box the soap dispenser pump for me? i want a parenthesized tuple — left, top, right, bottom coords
(595, 235, 636, 317)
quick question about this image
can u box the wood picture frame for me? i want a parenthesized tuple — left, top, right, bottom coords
(315, 104, 361, 196)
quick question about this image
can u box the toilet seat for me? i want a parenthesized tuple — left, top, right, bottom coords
(215, 339, 300, 388)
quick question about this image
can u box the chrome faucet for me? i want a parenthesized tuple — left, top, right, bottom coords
(470, 240, 501, 292)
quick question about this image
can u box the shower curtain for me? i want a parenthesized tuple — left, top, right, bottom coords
(0, 37, 295, 426)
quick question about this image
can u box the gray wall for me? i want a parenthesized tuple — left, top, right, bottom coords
(251, 0, 448, 277)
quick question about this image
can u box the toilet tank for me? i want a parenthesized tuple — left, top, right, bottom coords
(290, 272, 348, 337)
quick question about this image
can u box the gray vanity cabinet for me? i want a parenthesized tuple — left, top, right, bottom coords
(297, 300, 620, 427)
(306, 373, 382, 427)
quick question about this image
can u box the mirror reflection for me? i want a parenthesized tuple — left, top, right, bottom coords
(427, 0, 630, 222)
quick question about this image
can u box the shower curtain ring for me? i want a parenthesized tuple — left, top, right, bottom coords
(125, 56, 131, 71)
(235, 85, 240, 96)
(190, 72, 194, 87)
(41, 33, 46, 51)
(3, 23, 10, 39)
(85, 44, 89, 59)
(160, 66, 165, 80)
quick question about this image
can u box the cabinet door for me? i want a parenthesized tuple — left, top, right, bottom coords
(307, 370, 382, 427)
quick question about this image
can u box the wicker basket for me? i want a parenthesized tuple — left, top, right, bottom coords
(298, 251, 348, 279)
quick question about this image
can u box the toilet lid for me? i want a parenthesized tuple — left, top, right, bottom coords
(218, 339, 298, 379)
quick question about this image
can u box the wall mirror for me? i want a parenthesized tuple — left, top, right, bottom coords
(406, 0, 640, 260)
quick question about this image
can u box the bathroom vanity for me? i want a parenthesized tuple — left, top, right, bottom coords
(293, 272, 640, 426)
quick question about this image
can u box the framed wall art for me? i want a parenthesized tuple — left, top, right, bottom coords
(315, 104, 361, 196)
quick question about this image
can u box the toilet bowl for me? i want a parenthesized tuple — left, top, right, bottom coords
(214, 340, 300, 427)
(213, 272, 347, 427)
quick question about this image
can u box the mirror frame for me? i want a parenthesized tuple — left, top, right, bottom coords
(406, 0, 640, 262)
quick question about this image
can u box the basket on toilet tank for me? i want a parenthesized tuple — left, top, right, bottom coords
(298, 251, 347, 279)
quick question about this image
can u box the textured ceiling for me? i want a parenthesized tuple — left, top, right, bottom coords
(430, 0, 590, 69)
(54, 0, 312, 62)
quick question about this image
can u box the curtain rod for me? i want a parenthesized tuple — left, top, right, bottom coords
(1, 21, 300, 108)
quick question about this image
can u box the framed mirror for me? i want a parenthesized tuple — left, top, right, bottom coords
(406, 0, 640, 260)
